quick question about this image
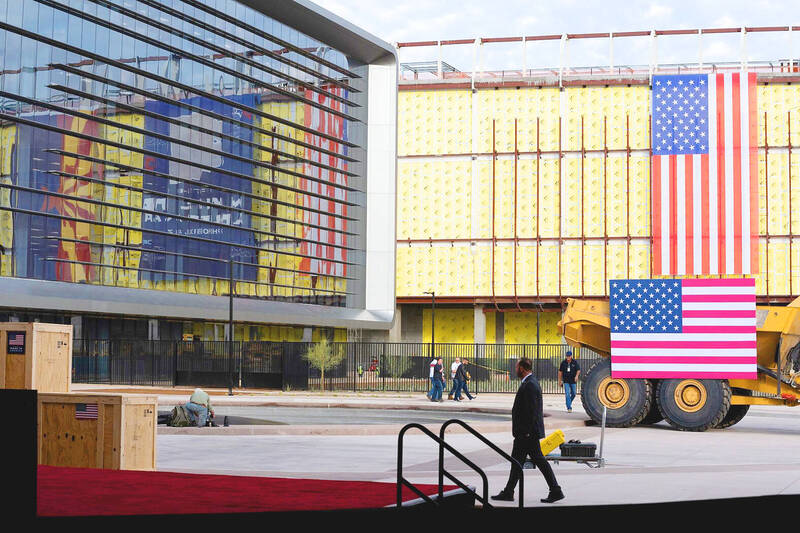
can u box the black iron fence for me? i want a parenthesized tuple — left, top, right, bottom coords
(71, 340, 604, 394)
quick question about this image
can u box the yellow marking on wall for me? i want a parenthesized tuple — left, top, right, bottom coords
(422, 308, 475, 343)
(503, 311, 563, 344)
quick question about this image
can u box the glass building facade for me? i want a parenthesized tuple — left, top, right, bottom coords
(0, 0, 397, 338)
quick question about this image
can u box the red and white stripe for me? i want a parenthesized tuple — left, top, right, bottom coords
(75, 403, 99, 420)
(301, 88, 348, 278)
(611, 278, 757, 379)
(652, 72, 758, 276)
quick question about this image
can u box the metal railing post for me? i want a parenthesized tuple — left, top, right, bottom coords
(598, 405, 607, 467)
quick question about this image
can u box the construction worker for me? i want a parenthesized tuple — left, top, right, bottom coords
(558, 350, 581, 413)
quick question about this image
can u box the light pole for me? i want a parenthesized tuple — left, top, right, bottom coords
(423, 291, 435, 360)
(228, 256, 234, 396)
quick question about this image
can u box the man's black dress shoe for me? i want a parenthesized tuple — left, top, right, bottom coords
(491, 490, 514, 501)
(540, 489, 565, 503)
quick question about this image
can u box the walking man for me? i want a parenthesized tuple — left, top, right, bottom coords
(558, 351, 581, 413)
(453, 358, 473, 401)
(426, 355, 437, 398)
(492, 357, 564, 504)
(448, 357, 461, 400)
(430, 357, 445, 402)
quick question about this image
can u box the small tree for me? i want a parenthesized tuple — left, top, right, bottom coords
(303, 339, 345, 391)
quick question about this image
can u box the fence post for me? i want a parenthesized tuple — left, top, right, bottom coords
(382, 342, 387, 392)
(125, 340, 131, 385)
(352, 343, 356, 393)
(173, 341, 178, 387)
(281, 341, 289, 391)
(90, 339, 96, 384)
(151, 340, 154, 387)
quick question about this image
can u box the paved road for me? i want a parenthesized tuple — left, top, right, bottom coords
(192, 406, 513, 425)
(157, 404, 800, 507)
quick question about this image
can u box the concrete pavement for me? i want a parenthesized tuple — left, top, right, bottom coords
(71, 383, 587, 435)
(71, 384, 800, 507)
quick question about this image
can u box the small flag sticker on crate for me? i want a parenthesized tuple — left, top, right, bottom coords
(75, 403, 98, 420)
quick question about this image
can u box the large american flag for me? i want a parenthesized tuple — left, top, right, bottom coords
(609, 278, 757, 379)
(651, 72, 758, 276)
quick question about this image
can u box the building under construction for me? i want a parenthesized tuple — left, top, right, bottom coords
(378, 26, 800, 347)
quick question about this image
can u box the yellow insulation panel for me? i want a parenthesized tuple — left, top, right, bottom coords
(516, 159, 538, 237)
(422, 308, 561, 344)
(504, 312, 538, 344)
(397, 159, 471, 239)
(401, 85, 651, 157)
(563, 158, 582, 237)
(485, 311, 496, 344)
(0, 124, 13, 276)
(422, 308, 475, 343)
(583, 241, 606, 296)
(538, 159, 560, 237)
(395, 241, 662, 298)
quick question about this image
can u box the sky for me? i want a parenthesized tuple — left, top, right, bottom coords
(311, 0, 798, 72)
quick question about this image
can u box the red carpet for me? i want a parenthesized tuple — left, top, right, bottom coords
(38, 466, 450, 516)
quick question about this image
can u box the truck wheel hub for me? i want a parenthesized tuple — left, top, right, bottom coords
(674, 380, 707, 413)
(598, 377, 630, 409)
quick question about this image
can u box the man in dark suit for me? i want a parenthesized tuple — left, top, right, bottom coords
(492, 357, 564, 504)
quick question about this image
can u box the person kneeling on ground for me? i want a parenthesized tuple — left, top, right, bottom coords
(185, 388, 215, 427)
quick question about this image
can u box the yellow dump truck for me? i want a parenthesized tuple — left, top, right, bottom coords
(558, 297, 800, 431)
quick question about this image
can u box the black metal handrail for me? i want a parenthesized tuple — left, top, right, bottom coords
(438, 419, 524, 508)
(397, 422, 490, 508)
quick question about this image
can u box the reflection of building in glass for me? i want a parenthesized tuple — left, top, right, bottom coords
(0, 0, 396, 342)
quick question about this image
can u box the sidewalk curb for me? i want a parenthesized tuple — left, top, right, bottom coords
(157, 399, 515, 415)
(157, 416, 589, 436)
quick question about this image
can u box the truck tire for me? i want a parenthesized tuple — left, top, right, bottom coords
(656, 379, 731, 432)
(580, 358, 652, 427)
(638, 383, 664, 425)
(714, 388, 751, 429)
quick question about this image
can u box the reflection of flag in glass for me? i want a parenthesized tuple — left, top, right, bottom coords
(55, 115, 101, 282)
(610, 278, 757, 379)
(651, 73, 758, 275)
(301, 88, 348, 278)
(75, 403, 99, 420)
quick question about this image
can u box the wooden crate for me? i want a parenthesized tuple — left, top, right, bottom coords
(0, 322, 72, 393)
(39, 393, 157, 471)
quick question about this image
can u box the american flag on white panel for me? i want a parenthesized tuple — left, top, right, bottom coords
(651, 72, 758, 275)
(609, 278, 757, 379)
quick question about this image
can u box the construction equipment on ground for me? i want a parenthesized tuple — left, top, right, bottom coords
(558, 297, 800, 431)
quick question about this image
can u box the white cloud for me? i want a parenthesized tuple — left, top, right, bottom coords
(644, 3, 673, 18)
